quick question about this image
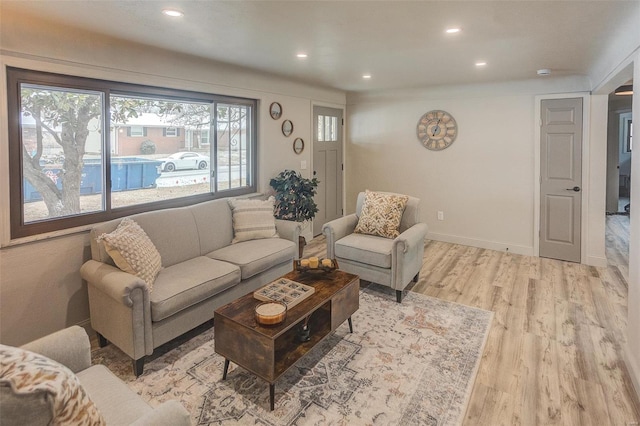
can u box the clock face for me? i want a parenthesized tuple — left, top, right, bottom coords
(417, 110, 458, 150)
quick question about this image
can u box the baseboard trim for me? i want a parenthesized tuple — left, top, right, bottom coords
(585, 255, 608, 267)
(624, 343, 640, 402)
(426, 232, 534, 256)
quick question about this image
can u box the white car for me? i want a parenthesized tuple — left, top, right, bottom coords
(159, 152, 209, 172)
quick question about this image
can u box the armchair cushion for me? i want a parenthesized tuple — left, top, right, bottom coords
(97, 218, 162, 291)
(335, 233, 394, 268)
(354, 190, 408, 239)
(76, 365, 153, 425)
(0, 345, 106, 426)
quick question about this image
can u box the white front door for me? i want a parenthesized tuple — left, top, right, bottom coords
(539, 98, 583, 262)
(313, 106, 343, 236)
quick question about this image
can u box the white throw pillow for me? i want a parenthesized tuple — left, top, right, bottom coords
(97, 218, 162, 291)
(228, 197, 279, 243)
(0, 344, 106, 426)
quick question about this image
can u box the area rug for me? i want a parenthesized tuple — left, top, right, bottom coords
(93, 285, 493, 425)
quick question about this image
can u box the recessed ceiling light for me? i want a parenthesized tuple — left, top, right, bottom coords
(475, 61, 487, 67)
(296, 53, 308, 58)
(537, 68, 551, 76)
(162, 9, 184, 17)
(362, 74, 372, 79)
(446, 28, 461, 34)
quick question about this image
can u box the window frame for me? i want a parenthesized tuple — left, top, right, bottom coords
(7, 67, 258, 239)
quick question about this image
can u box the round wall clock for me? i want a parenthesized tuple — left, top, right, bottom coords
(417, 110, 458, 150)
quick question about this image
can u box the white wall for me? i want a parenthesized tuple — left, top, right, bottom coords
(346, 77, 595, 257)
(0, 10, 345, 345)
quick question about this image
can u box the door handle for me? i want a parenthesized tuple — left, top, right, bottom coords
(566, 186, 581, 192)
(313, 170, 317, 176)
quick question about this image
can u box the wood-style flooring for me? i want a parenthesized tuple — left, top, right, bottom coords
(304, 215, 639, 425)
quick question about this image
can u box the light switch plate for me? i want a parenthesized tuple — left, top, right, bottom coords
(301, 160, 307, 170)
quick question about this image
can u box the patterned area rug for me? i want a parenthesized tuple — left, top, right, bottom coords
(93, 286, 492, 425)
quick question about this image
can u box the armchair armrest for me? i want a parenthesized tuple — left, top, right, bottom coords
(80, 260, 148, 307)
(20, 326, 91, 373)
(130, 400, 191, 426)
(322, 214, 359, 259)
(393, 223, 429, 253)
(275, 219, 302, 243)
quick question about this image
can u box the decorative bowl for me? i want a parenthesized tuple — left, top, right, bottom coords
(254, 301, 287, 326)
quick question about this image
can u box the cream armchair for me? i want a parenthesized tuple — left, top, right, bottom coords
(0, 326, 190, 425)
(323, 191, 428, 302)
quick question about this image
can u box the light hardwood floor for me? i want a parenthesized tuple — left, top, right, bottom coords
(304, 215, 640, 425)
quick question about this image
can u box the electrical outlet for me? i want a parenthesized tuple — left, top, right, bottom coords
(437, 211, 444, 221)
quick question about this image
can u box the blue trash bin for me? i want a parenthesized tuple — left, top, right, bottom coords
(23, 157, 162, 202)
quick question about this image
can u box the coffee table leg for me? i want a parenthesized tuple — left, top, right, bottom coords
(269, 383, 275, 411)
(348, 317, 353, 333)
(222, 359, 230, 380)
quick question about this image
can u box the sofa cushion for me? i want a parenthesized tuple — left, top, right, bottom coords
(190, 198, 234, 254)
(207, 238, 296, 280)
(228, 197, 278, 243)
(0, 345, 106, 426)
(335, 233, 394, 269)
(132, 208, 201, 267)
(97, 218, 162, 291)
(355, 190, 409, 239)
(77, 365, 151, 425)
(150, 257, 241, 322)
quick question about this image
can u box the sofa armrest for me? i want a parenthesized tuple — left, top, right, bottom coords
(322, 214, 359, 259)
(80, 260, 148, 307)
(130, 400, 191, 426)
(393, 223, 429, 254)
(20, 326, 91, 373)
(80, 259, 153, 360)
(275, 219, 302, 243)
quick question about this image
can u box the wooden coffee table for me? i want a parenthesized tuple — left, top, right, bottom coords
(214, 268, 359, 411)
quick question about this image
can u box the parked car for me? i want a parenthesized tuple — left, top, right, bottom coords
(159, 152, 209, 172)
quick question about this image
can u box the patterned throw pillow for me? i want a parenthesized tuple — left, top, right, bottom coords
(97, 218, 162, 291)
(354, 190, 409, 239)
(228, 197, 279, 243)
(0, 345, 106, 426)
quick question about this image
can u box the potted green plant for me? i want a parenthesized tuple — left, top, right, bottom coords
(270, 169, 319, 257)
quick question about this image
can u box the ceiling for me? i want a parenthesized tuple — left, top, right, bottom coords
(2, 1, 637, 92)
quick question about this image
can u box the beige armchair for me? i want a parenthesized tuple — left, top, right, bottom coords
(0, 326, 190, 425)
(323, 191, 428, 302)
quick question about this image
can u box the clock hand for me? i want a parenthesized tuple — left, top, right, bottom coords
(432, 118, 441, 137)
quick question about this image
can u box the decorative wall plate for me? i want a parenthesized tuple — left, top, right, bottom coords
(417, 110, 458, 150)
(293, 137, 304, 154)
(269, 102, 282, 120)
(282, 120, 293, 137)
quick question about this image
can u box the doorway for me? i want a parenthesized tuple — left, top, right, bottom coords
(312, 106, 344, 236)
(605, 82, 632, 273)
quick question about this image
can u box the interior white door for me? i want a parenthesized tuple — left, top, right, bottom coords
(540, 98, 583, 262)
(313, 106, 343, 236)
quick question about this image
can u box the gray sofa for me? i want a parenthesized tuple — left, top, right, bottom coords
(80, 197, 300, 376)
(1, 326, 190, 426)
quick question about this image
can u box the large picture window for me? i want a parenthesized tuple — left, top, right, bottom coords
(7, 67, 257, 239)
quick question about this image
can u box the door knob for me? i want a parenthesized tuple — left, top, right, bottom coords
(566, 186, 581, 192)
(313, 170, 317, 176)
